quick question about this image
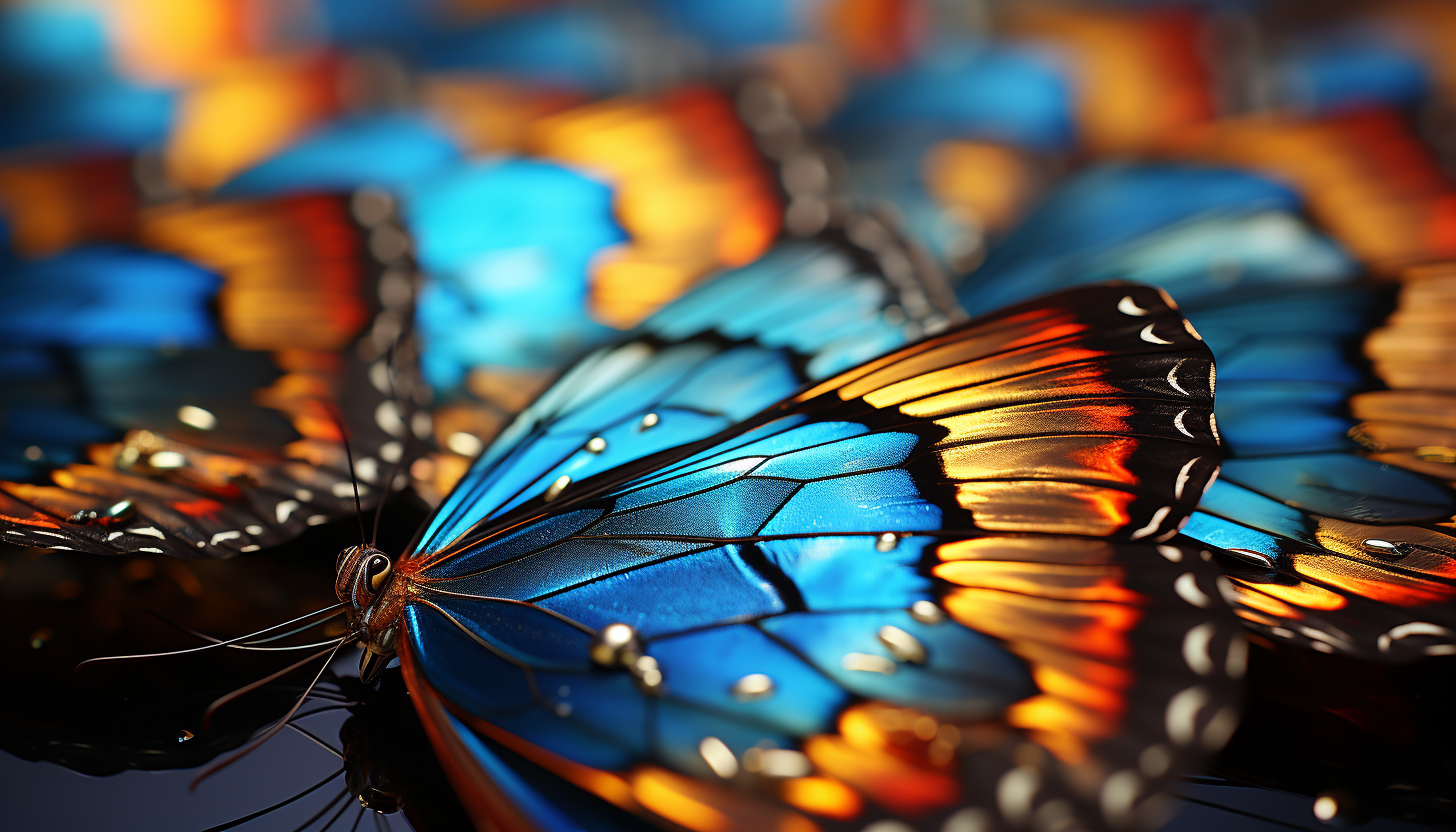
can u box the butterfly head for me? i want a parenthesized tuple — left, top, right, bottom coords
(335, 544, 401, 684)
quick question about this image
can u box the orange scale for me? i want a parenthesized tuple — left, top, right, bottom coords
(943, 587, 1141, 662)
(0, 502, 62, 529)
(802, 736, 959, 816)
(1227, 581, 1302, 620)
(1249, 580, 1348, 611)
(168, 497, 225, 518)
(716, 196, 782, 266)
(932, 561, 1143, 605)
(1005, 693, 1119, 744)
(1233, 608, 1283, 627)
(1289, 552, 1456, 607)
(631, 772, 732, 832)
(1014, 641, 1133, 691)
(778, 777, 863, 820)
(1026, 728, 1091, 767)
(1030, 663, 1126, 715)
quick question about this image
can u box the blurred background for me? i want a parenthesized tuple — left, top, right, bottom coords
(2, 0, 1455, 830)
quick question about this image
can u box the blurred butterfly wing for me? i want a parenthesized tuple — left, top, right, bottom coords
(217, 115, 464, 198)
(1188, 265, 1456, 660)
(415, 229, 957, 557)
(955, 166, 1302, 315)
(0, 154, 142, 258)
(0, 192, 425, 557)
(397, 284, 1236, 832)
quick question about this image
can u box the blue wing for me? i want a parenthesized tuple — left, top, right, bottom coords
(398, 284, 1240, 832)
(414, 229, 958, 557)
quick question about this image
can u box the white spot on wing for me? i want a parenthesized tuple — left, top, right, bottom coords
(698, 737, 738, 778)
(375, 401, 405, 437)
(878, 626, 927, 664)
(730, 674, 775, 701)
(842, 653, 896, 674)
(1173, 409, 1194, 439)
(177, 405, 217, 430)
(148, 451, 188, 469)
(1166, 359, 1188, 395)
(447, 432, 484, 457)
(276, 500, 300, 523)
(1118, 295, 1151, 316)
(1140, 323, 1174, 345)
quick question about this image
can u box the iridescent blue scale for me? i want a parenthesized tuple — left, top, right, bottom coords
(416, 241, 937, 556)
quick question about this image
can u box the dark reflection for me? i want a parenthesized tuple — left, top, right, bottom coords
(0, 497, 468, 831)
(1190, 640, 1456, 830)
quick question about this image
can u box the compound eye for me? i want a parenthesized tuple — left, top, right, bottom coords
(336, 546, 355, 572)
(365, 555, 393, 591)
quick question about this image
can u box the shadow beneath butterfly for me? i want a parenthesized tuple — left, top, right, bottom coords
(1181, 639, 1456, 831)
(0, 505, 472, 831)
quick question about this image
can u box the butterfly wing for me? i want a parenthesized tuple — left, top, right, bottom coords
(415, 227, 958, 558)
(1193, 262, 1456, 661)
(954, 164, 1456, 661)
(0, 193, 425, 557)
(396, 284, 1237, 832)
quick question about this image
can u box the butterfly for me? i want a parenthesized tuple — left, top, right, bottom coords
(325, 266, 1241, 832)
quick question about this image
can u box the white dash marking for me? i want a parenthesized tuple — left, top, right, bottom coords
(1118, 295, 1151, 316)
(1167, 359, 1189, 395)
(1140, 323, 1174, 345)
(276, 500, 300, 523)
(1174, 409, 1194, 439)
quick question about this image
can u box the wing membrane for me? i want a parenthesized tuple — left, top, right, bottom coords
(397, 284, 1236, 832)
